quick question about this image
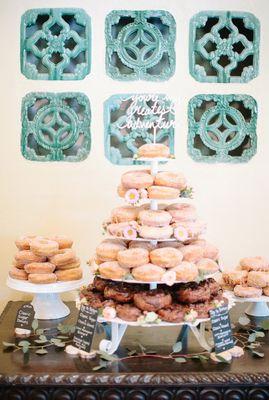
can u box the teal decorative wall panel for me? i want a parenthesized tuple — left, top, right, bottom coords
(188, 94, 257, 163)
(104, 94, 175, 164)
(105, 10, 176, 81)
(21, 92, 91, 162)
(21, 8, 91, 80)
(189, 11, 260, 83)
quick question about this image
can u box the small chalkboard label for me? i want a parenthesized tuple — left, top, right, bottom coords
(210, 305, 234, 354)
(73, 304, 98, 353)
(14, 304, 35, 330)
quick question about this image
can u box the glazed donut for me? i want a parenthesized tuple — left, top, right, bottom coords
(15, 250, 46, 264)
(111, 206, 139, 223)
(175, 281, 211, 304)
(170, 261, 199, 282)
(181, 245, 204, 263)
(234, 285, 262, 298)
(104, 284, 134, 303)
(55, 267, 83, 281)
(173, 221, 206, 239)
(24, 262, 56, 274)
(157, 304, 185, 323)
(49, 249, 76, 266)
(133, 289, 172, 312)
(15, 235, 39, 250)
(247, 271, 269, 288)
(30, 238, 59, 257)
(107, 221, 139, 237)
(148, 186, 180, 200)
(28, 273, 57, 284)
(121, 170, 153, 189)
(138, 209, 172, 227)
(166, 203, 196, 222)
(154, 171, 187, 190)
(196, 258, 219, 275)
(96, 239, 126, 262)
(56, 258, 80, 270)
(117, 185, 128, 198)
(132, 264, 165, 282)
(222, 270, 248, 286)
(240, 256, 269, 271)
(99, 261, 129, 280)
(129, 240, 156, 251)
(47, 235, 73, 249)
(116, 304, 142, 321)
(117, 248, 149, 268)
(138, 143, 170, 158)
(138, 225, 173, 240)
(9, 267, 28, 281)
(150, 247, 183, 268)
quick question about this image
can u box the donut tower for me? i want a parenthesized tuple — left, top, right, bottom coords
(84, 143, 230, 354)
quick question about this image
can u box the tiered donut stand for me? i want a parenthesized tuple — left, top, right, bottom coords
(95, 155, 233, 355)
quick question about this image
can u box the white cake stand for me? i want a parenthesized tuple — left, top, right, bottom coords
(224, 291, 269, 317)
(7, 268, 89, 320)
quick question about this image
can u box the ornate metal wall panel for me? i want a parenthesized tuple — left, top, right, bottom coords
(105, 10, 176, 81)
(104, 94, 175, 164)
(21, 92, 91, 161)
(21, 8, 91, 80)
(188, 94, 257, 163)
(189, 11, 260, 83)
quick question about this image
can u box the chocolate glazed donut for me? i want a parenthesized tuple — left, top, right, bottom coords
(133, 289, 172, 312)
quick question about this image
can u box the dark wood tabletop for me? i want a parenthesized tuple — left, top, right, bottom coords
(0, 301, 269, 400)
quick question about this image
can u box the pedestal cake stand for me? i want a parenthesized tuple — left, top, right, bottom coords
(225, 291, 269, 317)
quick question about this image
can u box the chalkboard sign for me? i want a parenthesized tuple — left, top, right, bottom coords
(73, 304, 98, 353)
(14, 304, 35, 330)
(210, 305, 234, 354)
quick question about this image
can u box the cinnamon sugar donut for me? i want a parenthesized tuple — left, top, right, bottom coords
(117, 248, 149, 268)
(133, 289, 172, 312)
(111, 206, 139, 223)
(234, 285, 262, 298)
(170, 261, 199, 282)
(138, 225, 173, 240)
(166, 203, 196, 222)
(181, 245, 204, 263)
(15, 250, 46, 264)
(157, 304, 185, 323)
(15, 235, 39, 250)
(49, 249, 76, 266)
(56, 258, 80, 270)
(132, 264, 165, 282)
(116, 304, 142, 321)
(28, 273, 57, 284)
(138, 143, 170, 158)
(150, 247, 183, 268)
(148, 186, 180, 200)
(107, 221, 138, 237)
(196, 258, 219, 275)
(48, 235, 73, 249)
(240, 256, 269, 271)
(129, 240, 156, 251)
(99, 261, 129, 280)
(222, 270, 248, 286)
(138, 209, 172, 227)
(30, 238, 59, 257)
(9, 267, 28, 281)
(24, 262, 56, 274)
(96, 239, 126, 262)
(121, 170, 153, 189)
(154, 171, 187, 190)
(55, 268, 83, 281)
(247, 271, 269, 288)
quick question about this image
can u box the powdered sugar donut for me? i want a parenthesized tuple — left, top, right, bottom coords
(170, 262, 199, 282)
(48, 235, 73, 249)
(107, 221, 139, 237)
(138, 143, 170, 158)
(9, 267, 28, 281)
(24, 262, 55, 274)
(154, 171, 187, 190)
(15, 235, 39, 250)
(196, 258, 219, 275)
(166, 203, 197, 222)
(30, 238, 59, 257)
(132, 264, 165, 282)
(234, 285, 262, 298)
(111, 206, 139, 223)
(138, 209, 172, 227)
(129, 240, 156, 251)
(117, 248, 149, 268)
(240, 256, 269, 271)
(247, 271, 269, 288)
(99, 261, 129, 280)
(148, 186, 180, 200)
(150, 247, 183, 268)
(222, 270, 248, 286)
(15, 250, 46, 264)
(121, 170, 153, 189)
(96, 239, 126, 262)
(181, 245, 204, 263)
(49, 249, 76, 266)
(138, 225, 173, 240)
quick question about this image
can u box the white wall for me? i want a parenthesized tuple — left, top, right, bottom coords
(0, 0, 268, 311)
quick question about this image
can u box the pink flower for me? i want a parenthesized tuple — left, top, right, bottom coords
(161, 270, 177, 286)
(139, 188, 148, 200)
(174, 226, 188, 242)
(102, 306, 116, 320)
(123, 226, 137, 240)
(184, 309, 198, 323)
(125, 189, 139, 204)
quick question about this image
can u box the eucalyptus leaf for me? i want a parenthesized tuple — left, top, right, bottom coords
(252, 350, 264, 358)
(36, 329, 44, 335)
(92, 364, 106, 371)
(31, 319, 38, 331)
(55, 342, 66, 348)
(98, 351, 117, 362)
(127, 350, 137, 356)
(18, 340, 30, 347)
(35, 348, 48, 355)
(172, 341, 182, 353)
(216, 355, 230, 364)
(255, 331, 265, 338)
(57, 335, 69, 340)
(174, 357, 186, 363)
(238, 315, 250, 326)
(39, 335, 47, 342)
(199, 355, 209, 361)
(34, 339, 48, 344)
(248, 333, 256, 343)
(2, 341, 15, 348)
(22, 345, 29, 354)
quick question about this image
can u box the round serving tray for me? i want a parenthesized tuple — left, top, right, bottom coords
(224, 290, 269, 303)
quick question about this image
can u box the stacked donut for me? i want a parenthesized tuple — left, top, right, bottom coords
(106, 202, 206, 241)
(80, 276, 225, 323)
(9, 235, 83, 284)
(223, 256, 269, 298)
(92, 238, 220, 283)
